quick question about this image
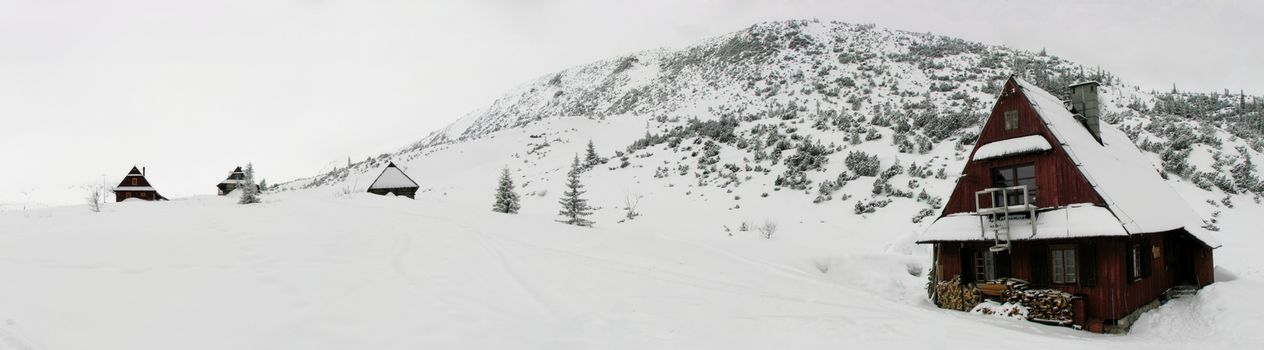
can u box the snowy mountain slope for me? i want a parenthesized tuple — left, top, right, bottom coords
(280, 21, 1264, 252)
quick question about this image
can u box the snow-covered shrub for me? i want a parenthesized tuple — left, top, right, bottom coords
(912, 208, 936, 223)
(853, 198, 892, 214)
(845, 151, 880, 177)
(1161, 147, 1193, 177)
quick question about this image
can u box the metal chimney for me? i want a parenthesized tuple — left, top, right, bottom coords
(1069, 81, 1102, 143)
(142, 167, 146, 176)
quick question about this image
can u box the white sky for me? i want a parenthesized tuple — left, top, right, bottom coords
(2, 0, 1260, 206)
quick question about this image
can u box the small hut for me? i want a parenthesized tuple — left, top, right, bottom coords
(114, 166, 167, 202)
(367, 162, 419, 199)
(216, 166, 258, 195)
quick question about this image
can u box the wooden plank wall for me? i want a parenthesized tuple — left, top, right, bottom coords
(942, 79, 1103, 216)
(934, 231, 1207, 325)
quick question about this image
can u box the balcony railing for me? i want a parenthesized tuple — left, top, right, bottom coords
(974, 186, 1038, 252)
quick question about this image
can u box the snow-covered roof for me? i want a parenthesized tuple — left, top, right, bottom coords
(114, 186, 156, 191)
(368, 162, 419, 190)
(219, 179, 247, 185)
(918, 204, 1127, 242)
(972, 135, 1053, 161)
(1009, 78, 1217, 247)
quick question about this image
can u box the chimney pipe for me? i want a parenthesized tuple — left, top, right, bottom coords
(143, 167, 146, 176)
(1069, 81, 1102, 143)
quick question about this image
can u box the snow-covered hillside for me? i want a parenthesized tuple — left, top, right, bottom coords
(287, 20, 1264, 226)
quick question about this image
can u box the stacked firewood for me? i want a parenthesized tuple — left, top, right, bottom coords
(1002, 288, 1074, 323)
(934, 276, 981, 311)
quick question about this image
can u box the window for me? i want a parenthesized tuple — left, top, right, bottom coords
(1051, 245, 1078, 284)
(1128, 242, 1152, 281)
(991, 164, 1037, 206)
(1004, 110, 1020, 130)
(139, 192, 147, 199)
(130, 178, 139, 186)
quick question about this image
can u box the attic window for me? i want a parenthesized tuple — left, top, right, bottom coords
(130, 178, 139, 185)
(1004, 110, 1020, 130)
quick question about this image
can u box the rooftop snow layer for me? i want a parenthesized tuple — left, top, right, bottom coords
(368, 164, 418, 190)
(918, 204, 1127, 242)
(114, 186, 156, 191)
(1011, 78, 1219, 247)
(972, 135, 1053, 161)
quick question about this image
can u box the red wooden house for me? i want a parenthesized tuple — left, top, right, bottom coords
(917, 77, 1218, 333)
(114, 166, 167, 202)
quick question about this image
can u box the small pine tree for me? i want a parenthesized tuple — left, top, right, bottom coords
(584, 140, 601, 169)
(239, 162, 262, 205)
(258, 178, 268, 191)
(557, 155, 594, 226)
(493, 166, 521, 214)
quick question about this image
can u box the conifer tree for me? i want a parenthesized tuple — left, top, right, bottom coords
(239, 162, 262, 205)
(258, 178, 268, 191)
(584, 140, 601, 169)
(557, 155, 594, 226)
(493, 166, 521, 214)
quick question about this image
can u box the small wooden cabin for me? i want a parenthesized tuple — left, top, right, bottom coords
(367, 162, 419, 199)
(216, 166, 258, 195)
(114, 166, 167, 202)
(918, 77, 1218, 333)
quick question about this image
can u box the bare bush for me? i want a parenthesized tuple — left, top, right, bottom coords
(758, 219, 778, 239)
(85, 184, 106, 212)
(623, 191, 642, 220)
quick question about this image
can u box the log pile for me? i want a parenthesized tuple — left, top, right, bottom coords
(934, 277, 1074, 324)
(1003, 289, 1073, 324)
(934, 276, 981, 311)
(977, 278, 1028, 297)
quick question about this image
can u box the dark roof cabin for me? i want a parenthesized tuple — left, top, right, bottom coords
(367, 162, 419, 199)
(917, 77, 1218, 333)
(114, 166, 167, 202)
(216, 166, 258, 195)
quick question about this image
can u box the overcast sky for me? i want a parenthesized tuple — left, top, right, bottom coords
(2, 0, 1261, 207)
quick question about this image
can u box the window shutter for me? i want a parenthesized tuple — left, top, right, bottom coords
(1029, 245, 1049, 287)
(1079, 242, 1097, 287)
